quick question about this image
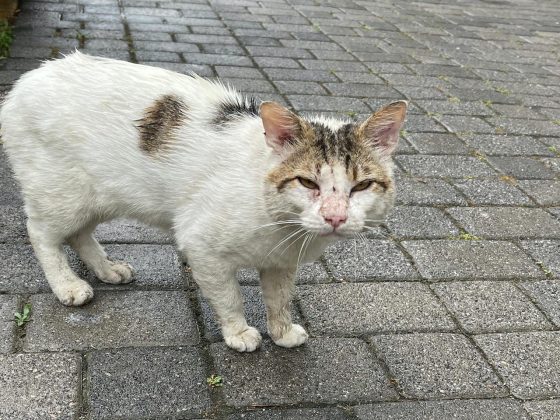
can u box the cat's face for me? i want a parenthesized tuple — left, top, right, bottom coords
(262, 101, 406, 237)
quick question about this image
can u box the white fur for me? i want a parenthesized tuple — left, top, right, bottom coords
(1, 52, 397, 352)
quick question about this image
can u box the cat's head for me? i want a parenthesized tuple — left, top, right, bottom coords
(262, 100, 407, 237)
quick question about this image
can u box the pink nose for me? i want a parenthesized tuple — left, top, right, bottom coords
(324, 215, 347, 229)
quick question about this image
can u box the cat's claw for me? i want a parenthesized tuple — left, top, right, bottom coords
(224, 326, 262, 352)
(273, 324, 308, 348)
(54, 280, 94, 306)
(98, 261, 134, 284)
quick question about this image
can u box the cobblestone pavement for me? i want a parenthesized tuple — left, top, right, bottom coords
(1, 0, 560, 418)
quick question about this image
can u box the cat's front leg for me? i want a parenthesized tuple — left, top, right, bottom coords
(187, 256, 261, 352)
(260, 267, 308, 348)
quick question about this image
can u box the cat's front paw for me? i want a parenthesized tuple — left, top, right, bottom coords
(54, 280, 94, 306)
(98, 261, 134, 284)
(224, 326, 262, 352)
(273, 324, 308, 348)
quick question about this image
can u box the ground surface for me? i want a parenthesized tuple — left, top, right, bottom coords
(1, 0, 560, 419)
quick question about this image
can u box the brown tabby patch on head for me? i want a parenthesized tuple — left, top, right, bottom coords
(137, 95, 187, 155)
(267, 119, 391, 191)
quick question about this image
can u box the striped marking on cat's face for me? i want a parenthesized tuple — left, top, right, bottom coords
(263, 101, 405, 236)
(137, 95, 187, 154)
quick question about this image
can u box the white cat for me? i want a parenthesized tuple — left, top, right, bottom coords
(1, 52, 407, 352)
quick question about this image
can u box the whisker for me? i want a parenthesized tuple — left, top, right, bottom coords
(264, 227, 304, 260)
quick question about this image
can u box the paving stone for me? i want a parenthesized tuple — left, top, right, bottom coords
(210, 338, 397, 407)
(448, 207, 560, 239)
(228, 407, 348, 420)
(298, 283, 455, 335)
(288, 95, 369, 113)
(89, 347, 210, 419)
(403, 240, 543, 280)
(0, 353, 80, 419)
(354, 399, 527, 420)
(0, 205, 28, 243)
(488, 117, 560, 136)
(521, 280, 560, 327)
(0, 295, 16, 353)
(324, 83, 400, 98)
(459, 134, 553, 156)
(475, 332, 560, 399)
(519, 180, 560, 205)
(263, 68, 338, 82)
(323, 239, 418, 282)
(200, 286, 302, 341)
(0, 244, 46, 293)
(76, 244, 184, 289)
(386, 206, 459, 239)
(415, 99, 494, 116)
(453, 178, 533, 206)
(94, 219, 172, 244)
(0, 148, 23, 206)
(524, 400, 560, 420)
(24, 291, 199, 351)
(373, 333, 506, 399)
(273, 81, 326, 95)
(520, 241, 560, 278)
(395, 177, 467, 206)
(405, 132, 469, 154)
(489, 157, 558, 179)
(396, 155, 495, 178)
(433, 281, 552, 333)
(437, 115, 494, 133)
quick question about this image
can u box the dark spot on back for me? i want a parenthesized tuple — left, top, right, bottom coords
(137, 94, 187, 155)
(212, 96, 259, 127)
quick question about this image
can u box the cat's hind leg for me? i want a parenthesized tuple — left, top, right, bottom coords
(67, 224, 134, 285)
(27, 218, 94, 306)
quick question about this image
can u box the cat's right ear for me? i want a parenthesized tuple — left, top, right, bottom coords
(260, 102, 302, 154)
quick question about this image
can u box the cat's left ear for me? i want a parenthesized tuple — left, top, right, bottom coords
(260, 101, 303, 154)
(359, 100, 408, 158)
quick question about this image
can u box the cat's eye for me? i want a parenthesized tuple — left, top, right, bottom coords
(352, 180, 373, 193)
(297, 177, 319, 190)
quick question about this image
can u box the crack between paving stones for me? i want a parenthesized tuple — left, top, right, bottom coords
(118, 0, 137, 64)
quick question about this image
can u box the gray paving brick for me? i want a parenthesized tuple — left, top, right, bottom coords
(403, 240, 543, 280)
(273, 80, 326, 95)
(386, 206, 459, 239)
(200, 286, 302, 341)
(134, 40, 199, 53)
(524, 400, 560, 420)
(323, 239, 418, 282)
(228, 407, 348, 420)
(415, 99, 494, 116)
(459, 134, 554, 156)
(437, 115, 494, 133)
(521, 280, 560, 327)
(0, 353, 81, 420)
(488, 157, 557, 179)
(263, 68, 338, 82)
(354, 399, 527, 420)
(210, 338, 397, 407)
(489, 117, 560, 136)
(94, 219, 172, 244)
(395, 177, 467, 206)
(405, 132, 469, 154)
(324, 83, 399, 99)
(254, 57, 300, 69)
(453, 178, 533, 206)
(0, 149, 23, 206)
(288, 95, 369, 113)
(434, 281, 552, 333)
(247, 46, 313, 58)
(0, 244, 46, 293)
(24, 291, 199, 351)
(396, 155, 495, 177)
(89, 347, 210, 419)
(475, 332, 560, 399)
(519, 180, 560, 205)
(448, 207, 560, 239)
(0, 295, 16, 353)
(0, 205, 27, 243)
(298, 283, 455, 335)
(373, 333, 506, 399)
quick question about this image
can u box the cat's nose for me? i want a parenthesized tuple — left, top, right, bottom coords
(324, 215, 347, 229)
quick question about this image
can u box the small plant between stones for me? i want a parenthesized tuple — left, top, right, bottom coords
(0, 20, 13, 59)
(14, 303, 32, 327)
(450, 231, 481, 241)
(207, 374, 223, 388)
